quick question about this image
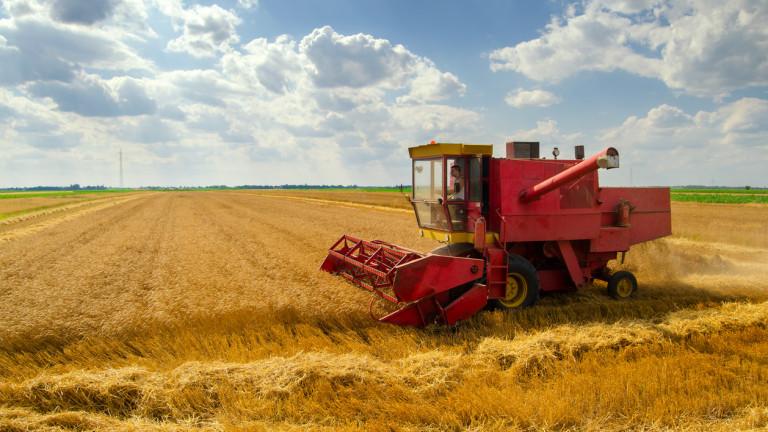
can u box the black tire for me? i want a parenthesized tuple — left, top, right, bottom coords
(493, 254, 540, 309)
(607, 270, 637, 299)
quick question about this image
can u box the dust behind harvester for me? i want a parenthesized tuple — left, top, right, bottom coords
(321, 141, 671, 327)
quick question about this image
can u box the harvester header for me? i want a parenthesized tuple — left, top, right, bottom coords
(322, 141, 671, 327)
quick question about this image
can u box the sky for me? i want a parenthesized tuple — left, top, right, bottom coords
(0, 0, 766, 187)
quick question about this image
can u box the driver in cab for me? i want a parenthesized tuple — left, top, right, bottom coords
(449, 164, 464, 200)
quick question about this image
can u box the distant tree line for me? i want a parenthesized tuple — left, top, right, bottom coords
(0, 184, 109, 191)
(2, 184, 761, 192)
(677, 185, 763, 190)
(140, 184, 380, 190)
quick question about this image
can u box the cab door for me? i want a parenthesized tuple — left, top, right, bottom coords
(411, 158, 451, 231)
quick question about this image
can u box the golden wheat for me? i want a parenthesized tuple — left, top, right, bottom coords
(0, 191, 766, 431)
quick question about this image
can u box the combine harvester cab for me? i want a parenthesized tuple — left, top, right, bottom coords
(321, 141, 671, 327)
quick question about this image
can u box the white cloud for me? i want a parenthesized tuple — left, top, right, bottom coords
(397, 64, 466, 103)
(1, 0, 154, 36)
(505, 98, 768, 186)
(391, 104, 480, 136)
(505, 89, 561, 108)
(118, 116, 178, 144)
(715, 98, 768, 136)
(490, 0, 768, 97)
(28, 74, 156, 117)
(1, 0, 45, 18)
(0, 16, 152, 86)
(597, 98, 768, 184)
(300, 25, 419, 89)
(601, 99, 768, 150)
(166, 4, 241, 58)
(0, 21, 476, 186)
(237, 0, 258, 9)
(50, 0, 117, 25)
(509, 119, 583, 151)
(298, 25, 465, 103)
(221, 35, 306, 94)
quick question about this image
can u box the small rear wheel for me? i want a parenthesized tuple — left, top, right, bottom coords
(607, 270, 637, 299)
(494, 254, 540, 309)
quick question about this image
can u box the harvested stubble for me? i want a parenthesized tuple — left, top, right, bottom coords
(0, 191, 767, 431)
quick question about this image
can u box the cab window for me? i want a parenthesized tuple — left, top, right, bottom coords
(469, 156, 482, 201)
(413, 159, 443, 201)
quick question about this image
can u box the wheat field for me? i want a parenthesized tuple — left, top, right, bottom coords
(0, 191, 766, 431)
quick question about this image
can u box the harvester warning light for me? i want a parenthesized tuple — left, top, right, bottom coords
(430, 140, 436, 144)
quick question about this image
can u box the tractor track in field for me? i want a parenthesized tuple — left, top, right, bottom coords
(245, 192, 412, 213)
(0, 195, 153, 288)
(0, 194, 178, 346)
(0, 194, 155, 268)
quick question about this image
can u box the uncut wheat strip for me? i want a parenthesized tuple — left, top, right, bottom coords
(0, 350, 464, 419)
(0, 192, 140, 226)
(473, 301, 768, 373)
(0, 193, 147, 243)
(0, 406, 213, 431)
(3, 302, 765, 418)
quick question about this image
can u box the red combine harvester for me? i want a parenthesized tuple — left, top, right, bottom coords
(321, 141, 671, 327)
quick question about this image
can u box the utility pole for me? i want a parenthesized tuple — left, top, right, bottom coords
(119, 149, 124, 188)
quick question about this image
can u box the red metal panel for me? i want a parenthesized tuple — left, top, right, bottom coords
(557, 240, 586, 287)
(502, 213, 601, 242)
(590, 227, 631, 252)
(392, 255, 484, 302)
(379, 283, 488, 327)
(537, 269, 571, 292)
(598, 187, 671, 245)
(379, 298, 437, 327)
(485, 246, 508, 299)
(519, 147, 617, 202)
(493, 158, 604, 241)
(488, 158, 502, 233)
(443, 283, 489, 325)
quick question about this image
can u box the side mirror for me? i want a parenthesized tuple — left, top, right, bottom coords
(437, 197, 444, 205)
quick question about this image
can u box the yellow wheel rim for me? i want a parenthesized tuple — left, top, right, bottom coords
(499, 272, 528, 308)
(616, 278, 633, 298)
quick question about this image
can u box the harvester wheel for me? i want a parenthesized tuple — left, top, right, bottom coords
(495, 254, 539, 309)
(608, 271, 637, 299)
